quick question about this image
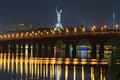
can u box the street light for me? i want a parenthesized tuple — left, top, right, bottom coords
(91, 28, 94, 32)
(16, 33, 19, 38)
(74, 27, 77, 33)
(40, 32, 43, 35)
(66, 28, 69, 34)
(91, 26, 96, 32)
(46, 32, 49, 35)
(0, 35, 3, 39)
(35, 32, 38, 36)
(25, 32, 29, 37)
(104, 25, 107, 31)
(93, 26, 96, 29)
(3, 34, 7, 39)
(7, 34, 10, 38)
(82, 27, 85, 32)
(37, 30, 40, 34)
(115, 24, 118, 31)
(52, 31, 55, 35)
(50, 29, 53, 32)
(12, 33, 14, 38)
(32, 31, 34, 34)
(20, 32, 23, 37)
(104, 25, 107, 29)
(101, 27, 104, 32)
(58, 29, 61, 34)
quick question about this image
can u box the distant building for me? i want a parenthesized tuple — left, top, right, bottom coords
(9, 23, 35, 30)
(8, 23, 26, 31)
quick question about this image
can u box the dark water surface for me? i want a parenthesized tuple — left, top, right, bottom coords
(0, 54, 112, 80)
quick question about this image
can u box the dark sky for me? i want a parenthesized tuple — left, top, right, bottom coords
(0, 0, 120, 31)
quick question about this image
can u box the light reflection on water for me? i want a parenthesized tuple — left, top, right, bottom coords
(0, 53, 110, 80)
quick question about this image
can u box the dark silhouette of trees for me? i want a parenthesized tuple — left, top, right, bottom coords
(108, 36, 120, 79)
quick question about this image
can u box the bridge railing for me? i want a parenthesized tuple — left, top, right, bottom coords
(0, 27, 120, 40)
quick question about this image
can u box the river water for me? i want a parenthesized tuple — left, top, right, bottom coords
(0, 53, 112, 80)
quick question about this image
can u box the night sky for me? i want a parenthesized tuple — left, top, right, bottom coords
(0, 0, 120, 31)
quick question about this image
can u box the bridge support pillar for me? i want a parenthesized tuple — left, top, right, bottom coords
(99, 43, 104, 59)
(0, 44, 2, 52)
(65, 42, 70, 58)
(38, 43, 42, 57)
(91, 43, 97, 59)
(2, 43, 8, 53)
(72, 42, 77, 58)
(33, 43, 37, 57)
(44, 43, 48, 57)
(11, 44, 16, 59)
(29, 43, 32, 57)
(35, 43, 39, 57)
(50, 43, 54, 58)
(22, 44, 25, 55)
(41, 43, 48, 57)
(11, 44, 16, 54)
(48, 44, 51, 57)
(41, 44, 44, 57)
(34, 42, 40, 57)
(18, 44, 21, 54)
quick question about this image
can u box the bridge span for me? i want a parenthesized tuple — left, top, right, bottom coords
(0, 27, 120, 59)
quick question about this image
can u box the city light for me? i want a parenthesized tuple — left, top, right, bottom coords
(101, 27, 103, 32)
(91, 26, 96, 32)
(104, 25, 107, 31)
(0, 25, 120, 40)
(104, 25, 107, 29)
(12, 33, 14, 38)
(115, 24, 119, 31)
(74, 27, 77, 33)
(82, 27, 85, 32)
(66, 28, 69, 33)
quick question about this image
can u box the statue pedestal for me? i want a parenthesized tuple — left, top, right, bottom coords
(54, 22, 63, 30)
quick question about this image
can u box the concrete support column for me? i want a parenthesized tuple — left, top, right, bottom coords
(41, 44, 44, 57)
(11, 44, 16, 54)
(38, 43, 42, 57)
(72, 42, 77, 58)
(44, 43, 48, 57)
(50, 43, 54, 58)
(65, 42, 70, 58)
(10, 44, 16, 59)
(33, 43, 37, 57)
(91, 43, 97, 59)
(22, 43, 25, 54)
(0, 44, 3, 53)
(29, 43, 32, 57)
(7, 44, 11, 54)
(15, 44, 20, 54)
(2, 43, 8, 53)
(18, 44, 21, 54)
(99, 43, 104, 59)
(32, 42, 40, 57)
(35, 43, 39, 57)
(48, 44, 51, 57)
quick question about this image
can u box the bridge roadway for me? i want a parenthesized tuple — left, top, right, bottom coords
(0, 28, 120, 59)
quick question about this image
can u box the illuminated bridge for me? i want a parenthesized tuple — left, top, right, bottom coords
(0, 27, 120, 59)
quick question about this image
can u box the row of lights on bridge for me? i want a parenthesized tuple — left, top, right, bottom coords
(0, 24, 119, 39)
(0, 27, 82, 39)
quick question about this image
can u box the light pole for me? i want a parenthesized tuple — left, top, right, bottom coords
(104, 25, 107, 32)
(115, 24, 118, 31)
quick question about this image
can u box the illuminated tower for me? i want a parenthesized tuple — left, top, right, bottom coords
(54, 7, 63, 30)
(112, 12, 115, 29)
